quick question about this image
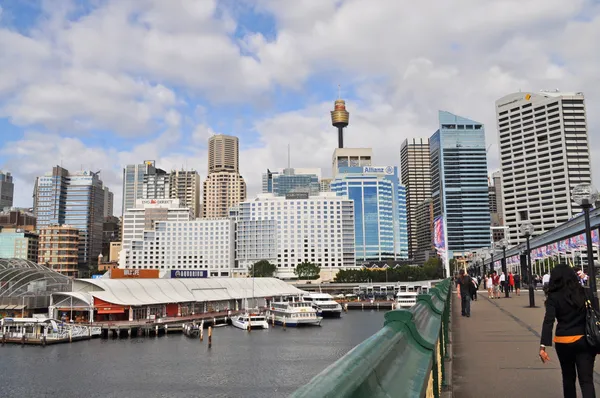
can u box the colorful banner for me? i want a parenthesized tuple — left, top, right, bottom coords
(433, 216, 445, 251)
(593, 230, 599, 246)
(558, 239, 568, 253)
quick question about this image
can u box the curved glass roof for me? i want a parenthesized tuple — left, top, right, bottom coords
(0, 258, 72, 297)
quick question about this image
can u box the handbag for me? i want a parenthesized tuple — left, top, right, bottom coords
(584, 291, 600, 349)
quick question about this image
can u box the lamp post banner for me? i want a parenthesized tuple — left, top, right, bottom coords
(593, 229, 599, 246)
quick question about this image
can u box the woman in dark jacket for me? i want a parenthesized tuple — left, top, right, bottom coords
(540, 264, 596, 397)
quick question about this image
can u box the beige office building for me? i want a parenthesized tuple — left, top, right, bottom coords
(203, 134, 246, 218)
(496, 90, 592, 245)
(332, 148, 372, 177)
(400, 138, 431, 259)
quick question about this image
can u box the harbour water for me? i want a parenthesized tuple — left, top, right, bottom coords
(0, 311, 384, 398)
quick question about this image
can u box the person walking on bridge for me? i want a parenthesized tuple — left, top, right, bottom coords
(457, 269, 472, 317)
(540, 264, 596, 398)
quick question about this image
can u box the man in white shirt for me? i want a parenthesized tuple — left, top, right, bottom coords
(499, 272, 506, 293)
(542, 272, 550, 287)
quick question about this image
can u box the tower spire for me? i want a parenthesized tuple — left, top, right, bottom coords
(331, 92, 350, 149)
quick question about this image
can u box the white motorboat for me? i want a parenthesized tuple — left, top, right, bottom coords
(267, 298, 323, 327)
(231, 312, 269, 330)
(302, 292, 342, 318)
(396, 291, 419, 308)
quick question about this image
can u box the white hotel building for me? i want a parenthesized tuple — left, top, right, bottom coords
(234, 193, 356, 279)
(120, 199, 234, 277)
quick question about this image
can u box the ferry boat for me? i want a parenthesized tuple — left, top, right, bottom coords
(396, 291, 419, 308)
(267, 298, 323, 327)
(231, 312, 269, 330)
(302, 293, 342, 318)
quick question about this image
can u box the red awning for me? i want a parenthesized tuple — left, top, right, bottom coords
(94, 297, 126, 314)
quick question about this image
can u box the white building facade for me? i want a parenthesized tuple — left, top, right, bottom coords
(234, 193, 356, 279)
(120, 199, 234, 276)
(496, 91, 592, 245)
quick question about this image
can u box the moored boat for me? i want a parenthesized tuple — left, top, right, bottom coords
(267, 297, 323, 327)
(302, 293, 342, 318)
(231, 312, 269, 330)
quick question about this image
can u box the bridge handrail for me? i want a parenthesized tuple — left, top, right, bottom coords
(290, 278, 452, 398)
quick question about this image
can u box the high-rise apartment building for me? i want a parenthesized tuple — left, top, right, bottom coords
(169, 170, 201, 218)
(122, 160, 157, 214)
(400, 138, 431, 259)
(430, 111, 490, 254)
(0, 228, 38, 262)
(261, 168, 321, 197)
(331, 165, 408, 262)
(496, 91, 592, 244)
(208, 134, 239, 173)
(142, 168, 169, 200)
(38, 225, 79, 277)
(489, 171, 505, 242)
(202, 135, 246, 218)
(320, 178, 332, 192)
(103, 186, 114, 217)
(34, 166, 105, 271)
(234, 193, 356, 279)
(0, 171, 14, 209)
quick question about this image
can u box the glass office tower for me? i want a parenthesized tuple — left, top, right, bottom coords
(430, 111, 491, 254)
(331, 165, 408, 262)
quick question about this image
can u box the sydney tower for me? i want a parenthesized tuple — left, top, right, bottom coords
(331, 98, 350, 148)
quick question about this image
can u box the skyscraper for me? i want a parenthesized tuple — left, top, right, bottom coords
(495, 91, 592, 244)
(143, 168, 169, 200)
(261, 168, 321, 197)
(489, 171, 505, 242)
(400, 138, 431, 259)
(34, 166, 105, 272)
(103, 186, 114, 217)
(202, 135, 246, 218)
(122, 161, 157, 214)
(0, 171, 14, 209)
(208, 134, 239, 173)
(430, 111, 490, 254)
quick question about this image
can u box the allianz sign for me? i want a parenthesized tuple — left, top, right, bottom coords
(363, 166, 394, 175)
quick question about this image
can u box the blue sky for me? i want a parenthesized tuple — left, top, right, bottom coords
(1, 0, 600, 213)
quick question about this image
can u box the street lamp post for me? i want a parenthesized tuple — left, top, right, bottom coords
(573, 183, 599, 310)
(520, 221, 536, 307)
(497, 239, 510, 298)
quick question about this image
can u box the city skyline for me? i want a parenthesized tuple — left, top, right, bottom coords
(2, 2, 600, 216)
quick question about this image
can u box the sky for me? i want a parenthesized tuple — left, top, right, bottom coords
(1, 0, 600, 215)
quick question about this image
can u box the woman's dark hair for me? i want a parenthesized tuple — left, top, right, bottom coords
(547, 263, 586, 309)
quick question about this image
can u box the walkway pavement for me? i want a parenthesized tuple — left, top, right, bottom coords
(452, 289, 600, 398)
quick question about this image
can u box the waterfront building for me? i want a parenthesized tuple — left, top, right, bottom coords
(121, 199, 191, 253)
(495, 90, 592, 244)
(320, 178, 332, 192)
(332, 148, 372, 177)
(34, 167, 105, 271)
(103, 186, 113, 218)
(234, 193, 356, 280)
(0, 171, 14, 209)
(202, 135, 246, 218)
(120, 200, 233, 277)
(38, 225, 79, 277)
(122, 160, 157, 214)
(400, 138, 432, 259)
(331, 165, 408, 262)
(415, 199, 435, 263)
(261, 168, 321, 197)
(0, 208, 36, 231)
(430, 111, 490, 254)
(0, 228, 38, 262)
(169, 170, 201, 218)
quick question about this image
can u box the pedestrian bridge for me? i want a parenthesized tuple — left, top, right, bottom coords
(290, 283, 600, 397)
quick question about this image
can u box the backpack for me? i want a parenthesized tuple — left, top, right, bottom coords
(583, 288, 600, 350)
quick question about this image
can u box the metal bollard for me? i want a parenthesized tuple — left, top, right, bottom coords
(283, 316, 286, 331)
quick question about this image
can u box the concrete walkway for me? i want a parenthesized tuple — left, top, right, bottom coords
(452, 289, 600, 398)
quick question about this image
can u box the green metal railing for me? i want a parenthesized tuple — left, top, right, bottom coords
(290, 279, 452, 398)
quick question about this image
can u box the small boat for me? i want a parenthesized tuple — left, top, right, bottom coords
(396, 291, 419, 308)
(183, 323, 200, 338)
(302, 292, 342, 318)
(231, 312, 269, 330)
(267, 297, 323, 327)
